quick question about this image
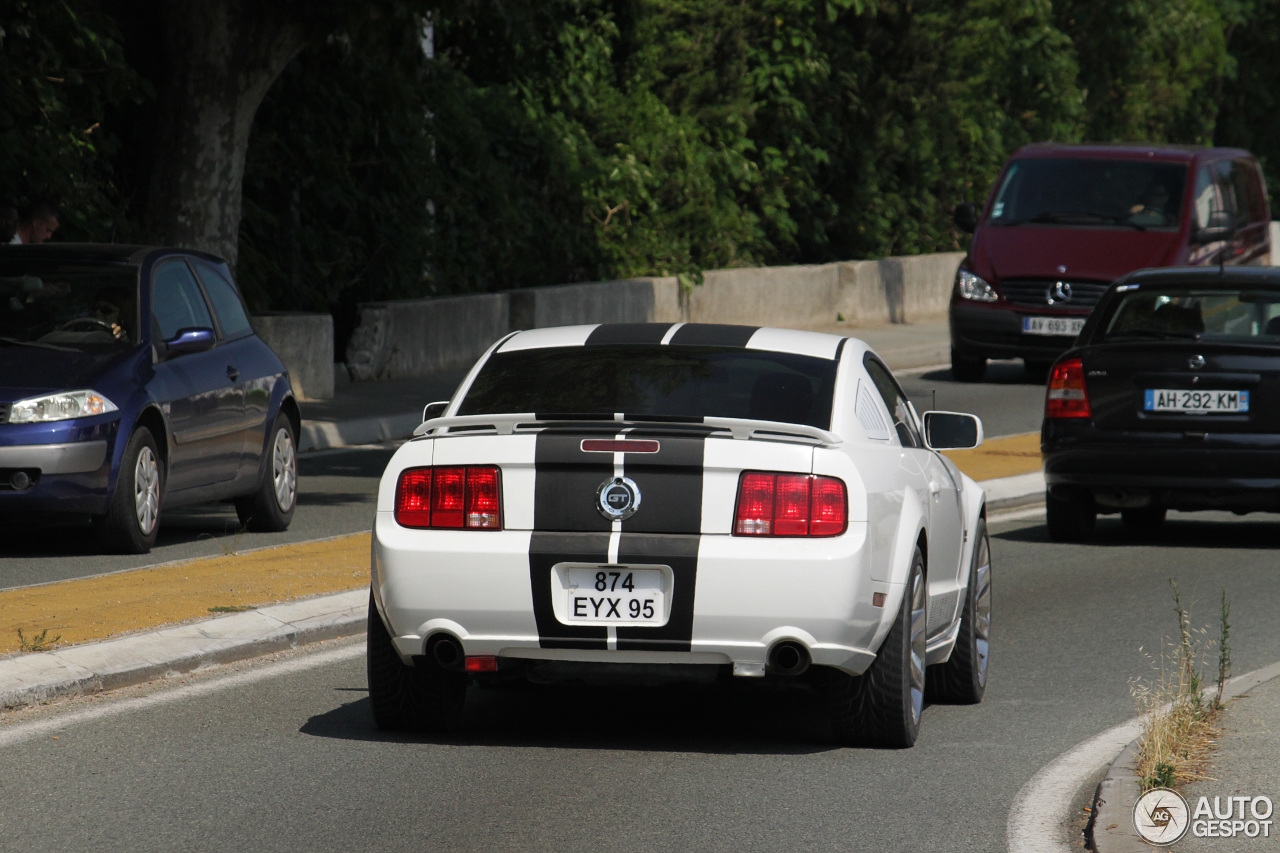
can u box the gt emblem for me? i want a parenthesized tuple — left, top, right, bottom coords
(596, 476, 641, 521)
(1047, 281, 1073, 304)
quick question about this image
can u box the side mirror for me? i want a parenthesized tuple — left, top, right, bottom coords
(1194, 209, 1237, 245)
(922, 411, 984, 450)
(162, 327, 216, 356)
(423, 400, 449, 423)
(953, 202, 979, 234)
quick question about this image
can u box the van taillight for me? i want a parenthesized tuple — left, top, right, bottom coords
(395, 466, 503, 529)
(733, 472, 847, 537)
(1045, 359, 1092, 418)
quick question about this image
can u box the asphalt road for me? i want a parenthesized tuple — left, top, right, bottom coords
(3, 507, 1278, 852)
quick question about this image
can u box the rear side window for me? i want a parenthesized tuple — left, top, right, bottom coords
(458, 345, 838, 429)
(152, 261, 214, 339)
(192, 261, 253, 340)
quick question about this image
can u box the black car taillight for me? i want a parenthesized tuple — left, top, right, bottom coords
(394, 466, 503, 529)
(1046, 359, 1092, 419)
(733, 472, 847, 537)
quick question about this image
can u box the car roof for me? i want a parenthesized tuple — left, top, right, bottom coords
(1116, 266, 1280, 288)
(1011, 142, 1253, 164)
(496, 323, 869, 362)
(0, 242, 229, 267)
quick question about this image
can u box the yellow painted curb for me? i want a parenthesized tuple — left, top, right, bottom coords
(0, 534, 370, 656)
(944, 431, 1041, 482)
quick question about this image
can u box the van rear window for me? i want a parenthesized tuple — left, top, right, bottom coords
(990, 158, 1188, 230)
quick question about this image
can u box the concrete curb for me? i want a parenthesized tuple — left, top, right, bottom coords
(300, 413, 422, 452)
(0, 590, 366, 711)
(1091, 660, 1280, 852)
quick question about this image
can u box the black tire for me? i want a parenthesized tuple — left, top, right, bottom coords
(1045, 490, 1096, 542)
(928, 518, 991, 704)
(1121, 506, 1166, 529)
(829, 548, 926, 748)
(951, 348, 987, 382)
(235, 412, 297, 532)
(94, 427, 163, 554)
(366, 593, 467, 732)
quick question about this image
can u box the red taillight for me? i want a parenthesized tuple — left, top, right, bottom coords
(1045, 358, 1092, 418)
(733, 472, 847, 537)
(394, 466, 503, 529)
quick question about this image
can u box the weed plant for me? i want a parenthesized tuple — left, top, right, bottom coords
(1131, 582, 1231, 792)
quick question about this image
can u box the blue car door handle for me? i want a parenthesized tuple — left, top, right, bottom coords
(226, 365, 240, 382)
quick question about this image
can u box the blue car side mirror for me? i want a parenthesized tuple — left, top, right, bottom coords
(163, 327, 217, 356)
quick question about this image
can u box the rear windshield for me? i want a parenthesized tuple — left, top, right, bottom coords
(0, 261, 139, 350)
(458, 345, 838, 429)
(1101, 286, 1280, 342)
(990, 157, 1188, 230)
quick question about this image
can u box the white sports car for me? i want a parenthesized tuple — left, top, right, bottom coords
(368, 323, 990, 747)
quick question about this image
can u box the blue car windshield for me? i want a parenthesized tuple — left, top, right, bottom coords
(989, 158, 1188, 230)
(0, 262, 139, 349)
(458, 345, 838, 429)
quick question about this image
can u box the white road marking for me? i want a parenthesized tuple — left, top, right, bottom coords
(1006, 717, 1143, 853)
(0, 643, 364, 748)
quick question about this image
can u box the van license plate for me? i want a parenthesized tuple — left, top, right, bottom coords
(1144, 389, 1249, 414)
(1022, 316, 1085, 336)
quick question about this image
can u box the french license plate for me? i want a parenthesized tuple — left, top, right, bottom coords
(562, 567, 667, 625)
(1022, 316, 1086, 336)
(1144, 389, 1250, 414)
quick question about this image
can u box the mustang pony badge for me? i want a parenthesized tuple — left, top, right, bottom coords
(596, 476, 641, 521)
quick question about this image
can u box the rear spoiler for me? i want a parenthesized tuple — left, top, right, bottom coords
(413, 413, 842, 446)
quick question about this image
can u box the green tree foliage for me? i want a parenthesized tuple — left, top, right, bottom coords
(1055, 0, 1229, 144)
(3, 0, 1274, 319)
(0, 1, 146, 239)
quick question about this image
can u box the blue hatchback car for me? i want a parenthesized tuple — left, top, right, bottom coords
(0, 244, 300, 553)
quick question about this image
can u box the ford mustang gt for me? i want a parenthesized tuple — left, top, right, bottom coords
(369, 323, 990, 747)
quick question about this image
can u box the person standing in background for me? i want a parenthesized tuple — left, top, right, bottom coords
(11, 201, 59, 244)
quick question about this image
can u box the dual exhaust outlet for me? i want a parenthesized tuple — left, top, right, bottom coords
(430, 634, 811, 677)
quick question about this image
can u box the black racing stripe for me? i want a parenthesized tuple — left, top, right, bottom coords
(667, 323, 759, 347)
(615, 534, 700, 652)
(533, 433, 612, 533)
(585, 323, 674, 345)
(529, 532, 610, 649)
(619, 434, 705, 535)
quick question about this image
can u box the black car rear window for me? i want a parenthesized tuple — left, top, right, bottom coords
(0, 261, 139, 349)
(1101, 286, 1280, 342)
(990, 158, 1188, 229)
(458, 345, 838, 429)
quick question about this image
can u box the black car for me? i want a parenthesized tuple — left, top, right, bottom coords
(1041, 265, 1280, 541)
(1, 244, 299, 553)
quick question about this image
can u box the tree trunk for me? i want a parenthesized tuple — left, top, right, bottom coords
(140, 1, 307, 270)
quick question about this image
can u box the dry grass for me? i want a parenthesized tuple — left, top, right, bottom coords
(1131, 583, 1231, 792)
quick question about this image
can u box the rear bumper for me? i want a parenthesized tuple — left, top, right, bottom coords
(1042, 437, 1280, 511)
(372, 517, 897, 676)
(950, 301, 1088, 361)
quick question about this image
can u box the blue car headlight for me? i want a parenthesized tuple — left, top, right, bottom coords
(956, 269, 999, 302)
(8, 390, 120, 424)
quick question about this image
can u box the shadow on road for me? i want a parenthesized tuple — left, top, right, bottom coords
(301, 679, 852, 756)
(994, 515, 1280, 549)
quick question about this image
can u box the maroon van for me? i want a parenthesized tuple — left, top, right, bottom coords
(949, 143, 1270, 381)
